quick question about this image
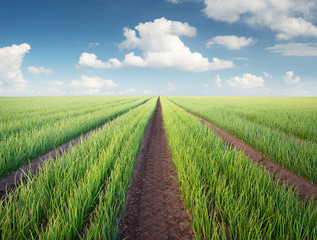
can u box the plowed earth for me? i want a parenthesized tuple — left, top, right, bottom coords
(119, 99, 193, 240)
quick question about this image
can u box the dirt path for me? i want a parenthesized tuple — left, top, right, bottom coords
(119, 98, 194, 240)
(173, 102, 317, 202)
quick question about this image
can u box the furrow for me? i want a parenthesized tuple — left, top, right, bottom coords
(170, 100, 317, 202)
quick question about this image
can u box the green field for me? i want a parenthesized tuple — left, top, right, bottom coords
(0, 96, 150, 178)
(0, 96, 316, 239)
(168, 96, 317, 183)
(162, 97, 317, 239)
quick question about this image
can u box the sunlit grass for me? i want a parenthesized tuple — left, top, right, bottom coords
(162, 97, 317, 239)
(0, 96, 150, 178)
(168, 96, 317, 183)
(0, 97, 157, 239)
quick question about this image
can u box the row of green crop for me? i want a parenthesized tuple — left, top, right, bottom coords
(161, 97, 317, 239)
(0, 97, 157, 239)
(169, 96, 317, 183)
(169, 97, 317, 143)
(0, 97, 150, 178)
(0, 97, 139, 139)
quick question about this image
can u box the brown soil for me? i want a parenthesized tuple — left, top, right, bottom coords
(178, 104, 317, 202)
(118, 98, 194, 240)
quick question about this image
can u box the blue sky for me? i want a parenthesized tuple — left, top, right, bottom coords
(1, 0, 317, 96)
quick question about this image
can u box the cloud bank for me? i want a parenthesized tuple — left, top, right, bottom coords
(203, 0, 317, 40)
(227, 73, 264, 88)
(79, 18, 234, 72)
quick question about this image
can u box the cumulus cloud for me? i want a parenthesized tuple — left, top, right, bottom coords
(78, 52, 122, 69)
(206, 35, 256, 50)
(203, 83, 209, 88)
(214, 74, 223, 87)
(89, 42, 100, 48)
(283, 71, 300, 84)
(227, 73, 264, 88)
(28, 66, 53, 75)
(0, 43, 30, 86)
(267, 42, 317, 56)
(78, 18, 234, 72)
(69, 75, 118, 95)
(203, 0, 317, 40)
(263, 71, 272, 79)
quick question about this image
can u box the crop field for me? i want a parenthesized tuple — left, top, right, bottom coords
(169, 96, 317, 183)
(0, 96, 316, 239)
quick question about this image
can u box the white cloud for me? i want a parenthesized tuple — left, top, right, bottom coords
(78, 52, 122, 69)
(89, 42, 100, 48)
(263, 71, 272, 79)
(214, 74, 223, 87)
(203, 83, 209, 88)
(79, 18, 234, 72)
(206, 35, 256, 50)
(69, 75, 118, 95)
(203, 0, 317, 40)
(166, 0, 180, 3)
(28, 66, 53, 75)
(267, 42, 317, 56)
(165, 82, 177, 92)
(283, 71, 300, 84)
(227, 73, 264, 88)
(0, 43, 30, 86)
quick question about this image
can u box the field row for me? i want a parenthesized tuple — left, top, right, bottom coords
(0, 96, 316, 239)
(169, 96, 317, 183)
(0, 96, 150, 178)
(162, 98, 317, 239)
(0, 97, 157, 239)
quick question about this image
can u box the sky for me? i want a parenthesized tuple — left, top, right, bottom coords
(1, 0, 317, 97)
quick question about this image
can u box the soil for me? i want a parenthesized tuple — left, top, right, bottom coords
(118, 98, 194, 240)
(178, 104, 317, 202)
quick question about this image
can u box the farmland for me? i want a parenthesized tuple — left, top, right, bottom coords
(0, 96, 150, 178)
(169, 96, 317, 183)
(0, 96, 316, 239)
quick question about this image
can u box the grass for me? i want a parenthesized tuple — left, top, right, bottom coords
(161, 97, 317, 239)
(168, 96, 317, 183)
(0, 96, 150, 178)
(0, 97, 157, 239)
